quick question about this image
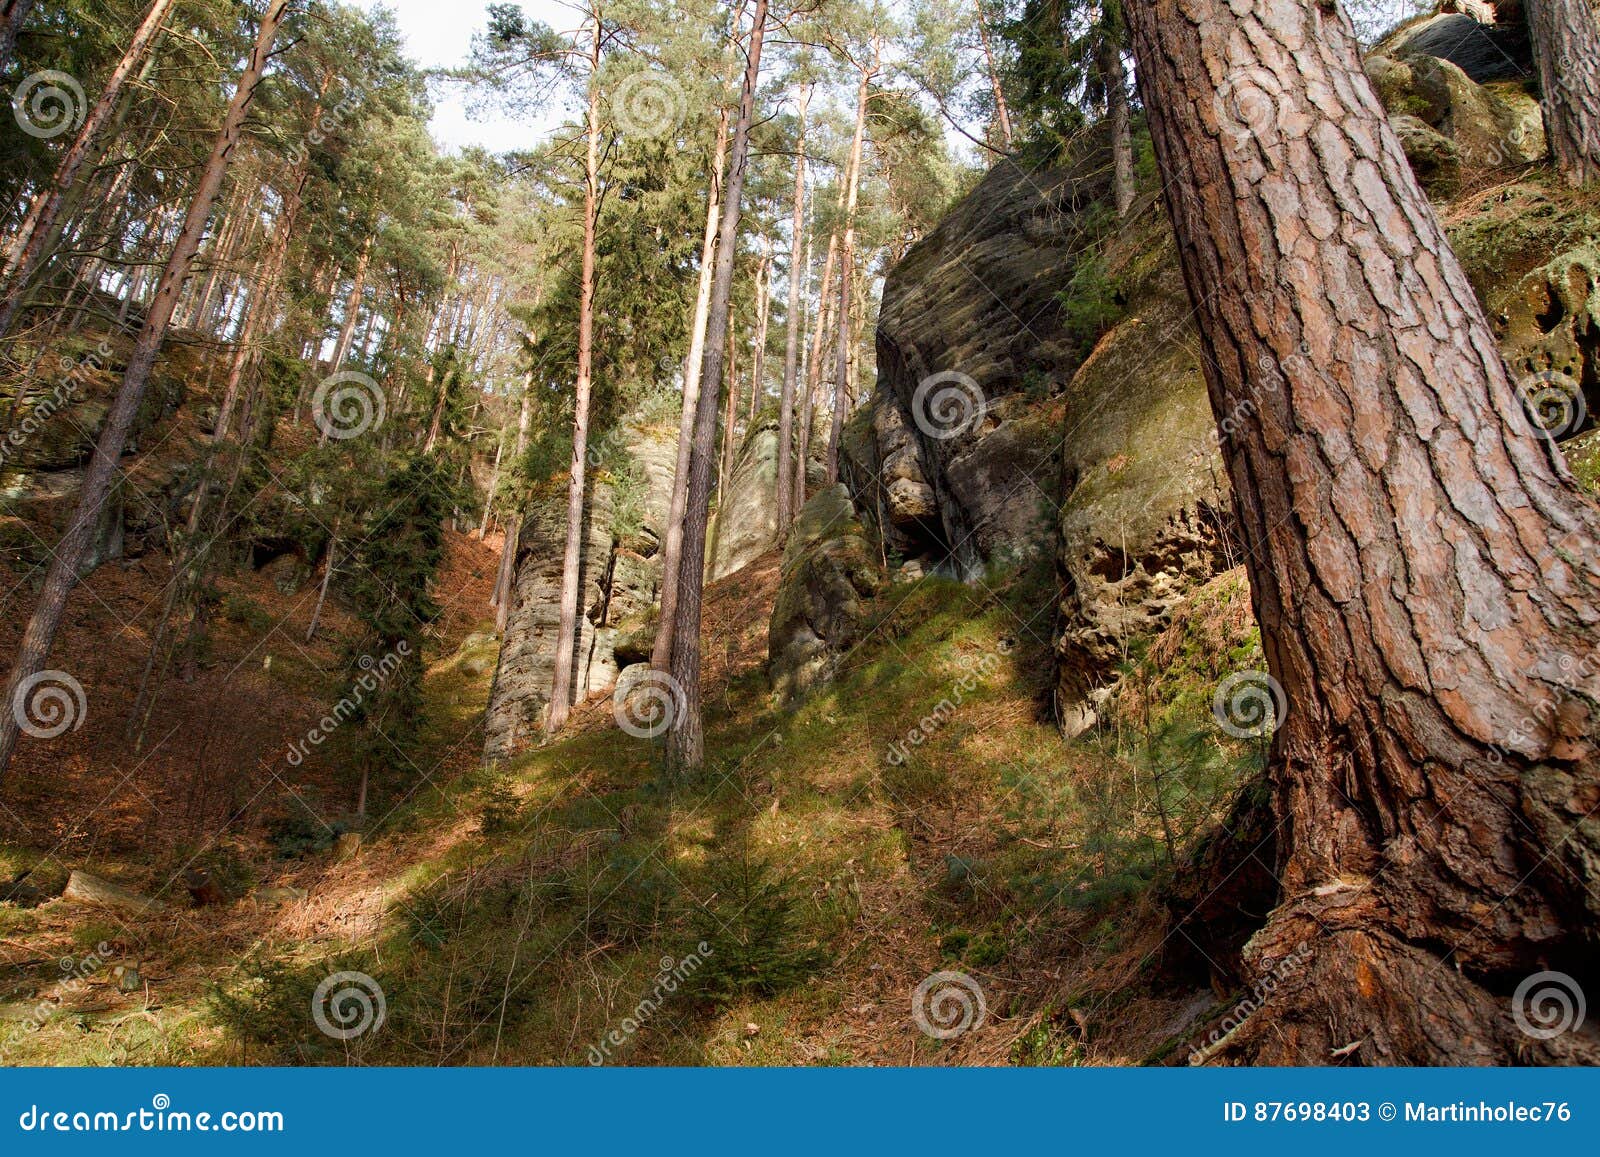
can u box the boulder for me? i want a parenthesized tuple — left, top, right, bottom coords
(62, 871, 165, 915)
(1381, 12, 1531, 84)
(768, 486, 886, 708)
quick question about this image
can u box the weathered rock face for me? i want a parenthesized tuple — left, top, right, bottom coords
(483, 418, 677, 762)
(1049, 246, 1234, 736)
(707, 415, 779, 582)
(767, 485, 885, 708)
(849, 157, 1079, 578)
(1488, 241, 1598, 428)
(855, 152, 1233, 734)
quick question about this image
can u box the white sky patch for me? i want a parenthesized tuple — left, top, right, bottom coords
(359, 0, 575, 154)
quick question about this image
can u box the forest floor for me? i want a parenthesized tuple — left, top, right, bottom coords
(0, 508, 1257, 1064)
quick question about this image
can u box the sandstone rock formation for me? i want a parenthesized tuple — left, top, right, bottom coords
(483, 417, 677, 761)
(767, 485, 884, 708)
(707, 414, 779, 582)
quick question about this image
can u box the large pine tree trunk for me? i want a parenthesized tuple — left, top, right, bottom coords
(776, 86, 811, 535)
(1527, 0, 1600, 185)
(666, 0, 769, 776)
(652, 108, 730, 672)
(1125, 0, 1600, 1063)
(545, 17, 604, 736)
(0, 0, 290, 785)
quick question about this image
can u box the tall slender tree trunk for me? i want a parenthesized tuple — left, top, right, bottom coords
(652, 107, 731, 672)
(0, 0, 36, 73)
(719, 320, 740, 492)
(1527, 0, 1600, 185)
(797, 232, 838, 506)
(493, 371, 534, 632)
(0, 0, 176, 340)
(667, 0, 769, 776)
(748, 237, 771, 421)
(973, 0, 1014, 150)
(545, 13, 605, 736)
(1126, 0, 1600, 1064)
(215, 169, 306, 444)
(329, 234, 373, 370)
(0, 0, 290, 785)
(1100, 36, 1135, 217)
(826, 51, 875, 486)
(776, 86, 811, 534)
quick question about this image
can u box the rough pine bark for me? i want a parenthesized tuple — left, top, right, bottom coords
(0, 0, 290, 784)
(1527, 0, 1600, 185)
(1125, 0, 1600, 1063)
(667, 0, 768, 776)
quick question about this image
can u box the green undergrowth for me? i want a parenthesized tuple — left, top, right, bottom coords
(211, 563, 1259, 1065)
